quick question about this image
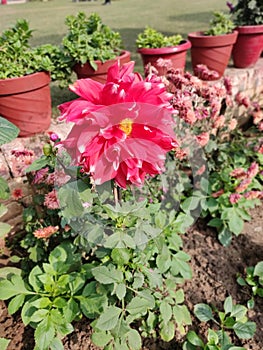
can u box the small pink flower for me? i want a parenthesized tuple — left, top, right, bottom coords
(235, 178, 251, 193)
(12, 188, 23, 200)
(211, 189, 224, 198)
(224, 76, 233, 95)
(213, 115, 225, 129)
(258, 121, 263, 131)
(33, 225, 59, 239)
(196, 132, 210, 147)
(252, 110, 263, 125)
(174, 147, 188, 160)
(229, 119, 237, 131)
(257, 144, 263, 154)
(247, 162, 259, 178)
(33, 167, 49, 184)
(244, 191, 263, 200)
(44, 189, 60, 209)
(229, 193, 242, 204)
(196, 164, 206, 176)
(235, 92, 250, 108)
(230, 168, 247, 179)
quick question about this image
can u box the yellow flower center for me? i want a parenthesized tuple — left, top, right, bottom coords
(119, 118, 133, 136)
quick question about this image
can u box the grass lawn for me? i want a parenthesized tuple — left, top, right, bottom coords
(0, 0, 228, 109)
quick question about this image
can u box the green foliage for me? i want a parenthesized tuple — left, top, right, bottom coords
(183, 296, 256, 349)
(136, 27, 183, 48)
(231, 0, 263, 25)
(0, 19, 71, 86)
(0, 338, 10, 350)
(200, 131, 263, 246)
(205, 11, 235, 35)
(61, 12, 123, 70)
(237, 261, 263, 308)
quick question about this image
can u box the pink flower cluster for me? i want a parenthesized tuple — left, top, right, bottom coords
(33, 225, 59, 239)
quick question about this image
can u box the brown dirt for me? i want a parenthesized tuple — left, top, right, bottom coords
(0, 206, 262, 350)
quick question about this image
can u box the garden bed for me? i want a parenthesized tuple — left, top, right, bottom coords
(0, 205, 262, 349)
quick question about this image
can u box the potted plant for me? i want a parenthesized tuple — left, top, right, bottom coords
(0, 19, 72, 137)
(136, 27, 191, 76)
(229, 0, 263, 68)
(188, 11, 238, 80)
(61, 12, 130, 84)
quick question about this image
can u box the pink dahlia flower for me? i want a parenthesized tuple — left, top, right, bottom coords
(59, 61, 173, 124)
(63, 103, 177, 188)
(60, 61, 177, 189)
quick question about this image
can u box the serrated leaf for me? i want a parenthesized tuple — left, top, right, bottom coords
(233, 321, 256, 339)
(25, 156, 49, 173)
(8, 294, 25, 314)
(96, 306, 122, 331)
(127, 293, 155, 316)
(127, 329, 142, 350)
(30, 309, 49, 323)
(92, 331, 112, 347)
(0, 117, 19, 146)
(34, 317, 55, 350)
(63, 298, 80, 323)
(49, 337, 64, 350)
(0, 275, 30, 299)
(230, 304, 247, 320)
(194, 303, 214, 322)
(92, 265, 123, 284)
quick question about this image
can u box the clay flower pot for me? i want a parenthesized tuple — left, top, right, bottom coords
(188, 31, 238, 80)
(137, 40, 191, 76)
(72, 50, 131, 84)
(232, 25, 263, 68)
(0, 72, 51, 137)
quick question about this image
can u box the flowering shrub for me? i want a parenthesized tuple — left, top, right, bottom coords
(0, 60, 262, 349)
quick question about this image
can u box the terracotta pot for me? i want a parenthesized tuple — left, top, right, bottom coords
(0, 72, 51, 137)
(232, 25, 263, 68)
(73, 50, 131, 84)
(137, 40, 191, 76)
(188, 31, 238, 80)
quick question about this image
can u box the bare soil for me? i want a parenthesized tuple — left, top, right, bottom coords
(0, 205, 262, 350)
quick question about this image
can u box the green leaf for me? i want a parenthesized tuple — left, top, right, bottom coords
(173, 304, 192, 327)
(96, 306, 122, 331)
(181, 196, 200, 212)
(127, 294, 155, 316)
(208, 218, 223, 228)
(218, 226, 232, 247)
(63, 298, 80, 323)
(8, 294, 25, 314)
(34, 317, 55, 350)
(160, 301, 172, 323)
(0, 178, 10, 200)
(254, 261, 263, 278)
(186, 330, 204, 346)
(194, 303, 214, 322)
(58, 186, 84, 219)
(0, 117, 19, 146)
(0, 338, 10, 350)
(25, 156, 49, 173)
(92, 331, 112, 347)
(0, 223, 11, 237)
(49, 337, 64, 350)
(30, 309, 49, 323)
(160, 320, 175, 342)
(79, 294, 107, 319)
(224, 296, 233, 314)
(230, 304, 247, 320)
(116, 283, 126, 300)
(127, 329, 142, 350)
(92, 265, 123, 284)
(233, 321, 256, 339)
(228, 209, 244, 235)
(0, 275, 30, 299)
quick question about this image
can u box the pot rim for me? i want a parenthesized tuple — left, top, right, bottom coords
(137, 40, 191, 55)
(188, 30, 238, 47)
(235, 24, 263, 34)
